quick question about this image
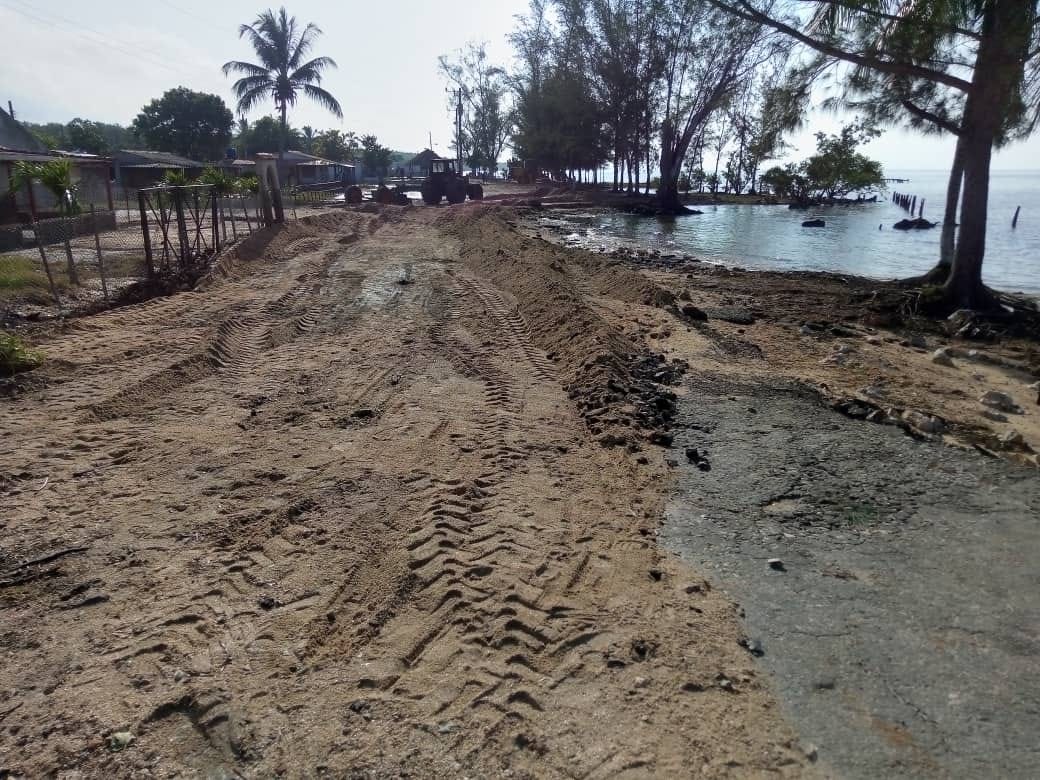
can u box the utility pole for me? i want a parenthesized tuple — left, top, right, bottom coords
(455, 89, 464, 175)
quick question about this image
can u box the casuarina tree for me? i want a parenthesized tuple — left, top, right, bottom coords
(222, 7, 343, 168)
(707, 0, 1040, 310)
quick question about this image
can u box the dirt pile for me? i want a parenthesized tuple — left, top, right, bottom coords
(445, 206, 689, 449)
(0, 204, 809, 778)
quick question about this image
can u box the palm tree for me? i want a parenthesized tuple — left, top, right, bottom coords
(301, 125, 316, 153)
(222, 7, 343, 169)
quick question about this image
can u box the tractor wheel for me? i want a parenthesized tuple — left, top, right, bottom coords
(374, 185, 393, 205)
(467, 183, 484, 201)
(345, 185, 363, 204)
(420, 179, 441, 205)
(392, 187, 410, 206)
(445, 178, 467, 205)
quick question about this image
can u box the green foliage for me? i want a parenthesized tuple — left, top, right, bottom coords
(0, 332, 43, 376)
(0, 257, 44, 291)
(313, 129, 360, 161)
(7, 160, 80, 214)
(133, 87, 234, 161)
(66, 119, 109, 154)
(161, 170, 190, 187)
(513, 65, 609, 176)
(760, 164, 799, 197)
(234, 173, 260, 194)
(761, 121, 884, 201)
(240, 116, 301, 154)
(361, 135, 393, 177)
(439, 43, 511, 171)
(23, 119, 136, 154)
(802, 121, 884, 199)
(25, 123, 64, 150)
(196, 167, 237, 195)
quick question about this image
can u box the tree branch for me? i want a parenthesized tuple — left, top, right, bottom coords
(707, 0, 973, 92)
(801, 0, 982, 41)
(901, 100, 961, 135)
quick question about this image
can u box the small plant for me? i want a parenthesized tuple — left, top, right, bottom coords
(161, 170, 190, 187)
(842, 503, 880, 526)
(197, 167, 237, 195)
(234, 173, 260, 195)
(6, 159, 81, 214)
(0, 332, 43, 376)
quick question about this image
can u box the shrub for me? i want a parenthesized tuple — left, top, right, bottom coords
(197, 167, 237, 195)
(161, 170, 190, 187)
(0, 332, 43, 376)
(234, 173, 260, 195)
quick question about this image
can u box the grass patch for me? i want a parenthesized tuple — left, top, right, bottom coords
(0, 331, 43, 376)
(0, 255, 71, 303)
(842, 503, 880, 526)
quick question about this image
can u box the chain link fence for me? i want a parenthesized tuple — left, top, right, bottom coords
(1, 184, 304, 313)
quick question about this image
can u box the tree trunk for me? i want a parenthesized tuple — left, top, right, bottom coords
(941, 0, 1030, 310)
(279, 101, 288, 185)
(940, 134, 966, 269)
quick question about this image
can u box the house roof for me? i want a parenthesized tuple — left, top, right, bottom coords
(0, 106, 47, 154)
(407, 148, 439, 167)
(0, 146, 110, 165)
(266, 150, 354, 166)
(115, 149, 204, 168)
(213, 158, 255, 168)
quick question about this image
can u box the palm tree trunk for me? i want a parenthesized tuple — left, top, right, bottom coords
(279, 101, 288, 185)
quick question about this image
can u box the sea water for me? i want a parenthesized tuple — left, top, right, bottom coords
(562, 170, 1040, 295)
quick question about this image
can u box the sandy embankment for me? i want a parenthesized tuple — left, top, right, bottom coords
(1, 204, 813, 778)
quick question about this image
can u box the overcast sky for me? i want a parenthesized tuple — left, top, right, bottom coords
(2, 0, 1036, 171)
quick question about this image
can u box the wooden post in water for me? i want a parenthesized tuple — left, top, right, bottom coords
(1012, 205, 1021, 228)
(918, 199, 925, 218)
(31, 219, 62, 309)
(90, 205, 109, 302)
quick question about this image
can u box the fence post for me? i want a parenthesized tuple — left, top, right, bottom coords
(91, 205, 109, 302)
(62, 216, 80, 286)
(173, 188, 188, 270)
(218, 195, 227, 245)
(138, 190, 155, 279)
(227, 201, 238, 240)
(210, 190, 220, 253)
(243, 197, 253, 234)
(31, 218, 62, 309)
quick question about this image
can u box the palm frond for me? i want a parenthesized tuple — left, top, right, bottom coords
(233, 84, 274, 115)
(289, 22, 322, 69)
(222, 59, 270, 78)
(237, 23, 279, 69)
(290, 56, 338, 85)
(300, 84, 343, 119)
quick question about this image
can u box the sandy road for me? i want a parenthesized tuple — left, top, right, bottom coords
(1, 206, 807, 777)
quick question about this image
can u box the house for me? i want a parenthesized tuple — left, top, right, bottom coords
(1, 105, 113, 225)
(405, 149, 441, 178)
(212, 157, 256, 177)
(113, 149, 205, 190)
(273, 150, 355, 187)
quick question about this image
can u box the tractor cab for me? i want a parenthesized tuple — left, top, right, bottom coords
(429, 158, 458, 176)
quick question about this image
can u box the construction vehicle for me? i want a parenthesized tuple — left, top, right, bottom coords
(420, 159, 483, 206)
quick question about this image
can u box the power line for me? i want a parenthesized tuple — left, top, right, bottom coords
(0, 1, 189, 75)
